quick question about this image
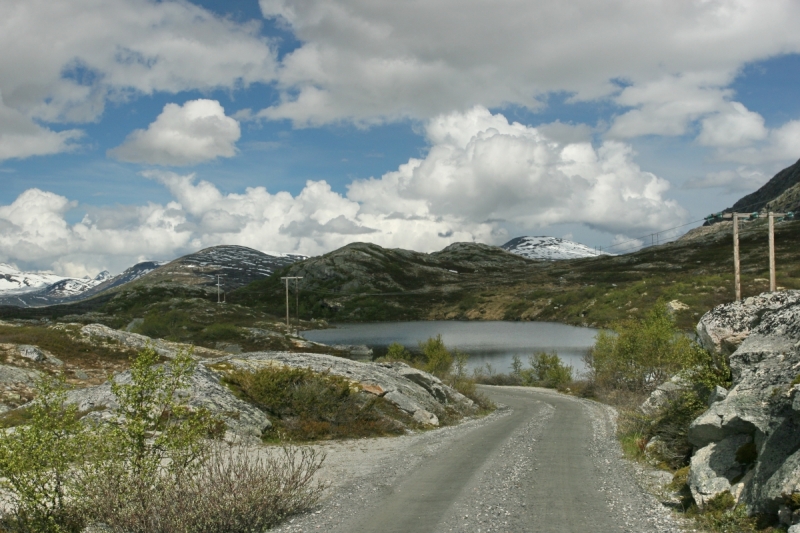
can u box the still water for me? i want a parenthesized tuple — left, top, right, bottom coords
(301, 321, 598, 376)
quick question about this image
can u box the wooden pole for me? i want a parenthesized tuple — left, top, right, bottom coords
(284, 277, 289, 327)
(733, 213, 741, 302)
(295, 277, 299, 327)
(769, 212, 776, 292)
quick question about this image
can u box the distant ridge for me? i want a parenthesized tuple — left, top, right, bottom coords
(727, 158, 800, 216)
(501, 236, 610, 261)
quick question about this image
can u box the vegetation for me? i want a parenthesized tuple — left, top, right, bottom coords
(378, 335, 494, 413)
(0, 348, 325, 533)
(581, 302, 784, 531)
(472, 352, 574, 391)
(220, 364, 412, 441)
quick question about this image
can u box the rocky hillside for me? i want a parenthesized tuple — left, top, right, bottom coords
(501, 236, 610, 260)
(688, 290, 800, 525)
(728, 158, 800, 215)
(0, 320, 475, 442)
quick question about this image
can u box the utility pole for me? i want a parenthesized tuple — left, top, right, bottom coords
(281, 276, 303, 329)
(733, 213, 741, 302)
(769, 212, 776, 292)
(217, 274, 221, 304)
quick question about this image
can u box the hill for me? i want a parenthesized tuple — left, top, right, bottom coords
(727, 157, 800, 215)
(232, 220, 800, 330)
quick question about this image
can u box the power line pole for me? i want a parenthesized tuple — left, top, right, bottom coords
(733, 213, 741, 302)
(281, 276, 303, 329)
(217, 274, 221, 304)
(769, 212, 776, 292)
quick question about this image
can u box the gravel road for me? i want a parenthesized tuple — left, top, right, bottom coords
(273, 386, 688, 533)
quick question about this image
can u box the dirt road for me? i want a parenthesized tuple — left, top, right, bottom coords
(274, 386, 684, 533)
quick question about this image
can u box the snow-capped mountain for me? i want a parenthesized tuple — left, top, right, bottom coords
(0, 262, 162, 308)
(0, 263, 71, 294)
(501, 236, 611, 261)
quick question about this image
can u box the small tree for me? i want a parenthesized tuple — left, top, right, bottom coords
(0, 377, 86, 533)
(420, 334, 453, 378)
(79, 346, 219, 531)
(588, 303, 705, 393)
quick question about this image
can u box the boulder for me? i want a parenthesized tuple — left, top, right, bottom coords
(16, 344, 63, 366)
(214, 352, 475, 419)
(708, 385, 728, 406)
(687, 290, 800, 518)
(688, 434, 751, 508)
(639, 376, 687, 416)
(696, 291, 800, 356)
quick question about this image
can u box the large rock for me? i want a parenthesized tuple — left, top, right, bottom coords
(53, 340, 475, 440)
(688, 434, 751, 508)
(687, 290, 800, 517)
(696, 291, 800, 356)
(214, 352, 476, 420)
(639, 376, 688, 416)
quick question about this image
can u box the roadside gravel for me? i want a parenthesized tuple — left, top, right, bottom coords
(272, 386, 691, 533)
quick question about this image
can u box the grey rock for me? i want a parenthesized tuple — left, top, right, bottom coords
(696, 291, 800, 356)
(413, 409, 439, 426)
(708, 385, 728, 406)
(639, 377, 687, 416)
(17, 345, 45, 362)
(81, 323, 223, 359)
(217, 352, 475, 418)
(688, 434, 751, 508)
(74, 370, 90, 380)
(790, 525, 800, 533)
(65, 362, 271, 443)
(687, 290, 800, 518)
(331, 344, 373, 360)
(16, 344, 63, 366)
(0, 364, 42, 385)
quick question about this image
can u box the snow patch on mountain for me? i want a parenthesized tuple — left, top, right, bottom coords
(0, 264, 71, 294)
(501, 236, 612, 261)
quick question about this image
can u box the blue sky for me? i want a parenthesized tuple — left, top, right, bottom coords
(1, 0, 800, 277)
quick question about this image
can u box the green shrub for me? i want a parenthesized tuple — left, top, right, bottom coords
(528, 352, 574, 388)
(384, 342, 415, 363)
(0, 376, 87, 533)
(588, 303, 708, 393)
(420, 334, 453, 378)
(222, 365, 409, 441)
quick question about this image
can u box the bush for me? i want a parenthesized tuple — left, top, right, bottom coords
(80, 443, 325, 533)
(0, 347, 327, 533)
(420, 334, 453, 378)
(527, 352, 574, 389)
(587, 304, 706, 394)
(222, 365, 409, 441)
(0, 376, 86, 533)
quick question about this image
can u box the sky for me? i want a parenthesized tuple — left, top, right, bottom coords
(2, 0, 800, 278)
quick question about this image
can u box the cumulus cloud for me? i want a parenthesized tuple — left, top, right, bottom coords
(0, 0, 275, 160)
(683, 167, 769, 193)
(0, 107, 687, 275)
(109, 100, 241, 166)
(258, 0, 800, 127)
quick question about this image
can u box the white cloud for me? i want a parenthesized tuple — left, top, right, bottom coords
(697, 102, 768, 147)
(0, 93, 83, 161)
(0, 107, 688, 274)
(258, 0, 800, 126)
(109, 100, 241, 166)
(683, 167, 769, 193)
(0, 0, 275, 160)
(712, 120, 800, 164)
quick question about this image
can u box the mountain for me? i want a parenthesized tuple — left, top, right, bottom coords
(0, 245, 305, 309)
(131, 245, 306, 293)
(0, 264, 70, 294)
(727, 158, 800, 216)
(0, 267, 134, 308)
(501, 236, 610, 260)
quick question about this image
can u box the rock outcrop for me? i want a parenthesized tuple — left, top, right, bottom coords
(687, 290, 800, 519)
(59, 345, 475, 443)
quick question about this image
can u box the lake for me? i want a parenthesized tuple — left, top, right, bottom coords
(301, 321, 598, 376)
